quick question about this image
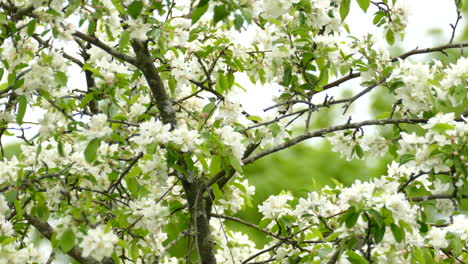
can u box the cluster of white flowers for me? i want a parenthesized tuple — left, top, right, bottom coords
(216, 126, 246, 161)
(79, 114, 113, 139)
(218, 97, 243, 125)
(0, 157, 20, 185)
(167, 18, 191, 46)
(391, 60, 435, 114)
(172, 125, 204, 152)
(0, 196, 13, 237)
(21, 51, 68, 96)
(398, 113, 466, 175)
(79, 225, 118, 260)
(1, 38, 38, 71)
(327, 131, 388, 160)
(131, 119, 203, 159)
(165, 51, 205, 88)
(259, 0, 298, 18)
(131, 117, 172, 152)
(139, 152, 168, 181)
(128, 197, 169, 248)
(39, 111, 68, 138)
(258, 193, 293, 219)
(217, 178, 255, 213)
(214, 230, 263, 263)
(0, 243, 43, 264)
(439, 57, 468, 106)
(128, 18, 151, 41)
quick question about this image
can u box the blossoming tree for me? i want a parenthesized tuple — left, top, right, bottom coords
(0, 0, 466, 263)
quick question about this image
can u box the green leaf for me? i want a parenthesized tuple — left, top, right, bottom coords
(215, 72, 229, 93)
(57, 140, 65, 157)
(356, 0, 371, 12)
(192, 3, 209, 24)
(209, 155, 221, 177)
(27, 19, 37, 36)
(212, 183, 223, 198)
(353, 145, 364, 159)
(128, 1, 144, 19)
(36, 204, 50, 221)
(197, 0, 209, 6)
(16, 95, 27, 125)
(399, 154, 414, 165)
(340, 0, 351, 21)
(78, 91, 97, 108)
(376, 112, 390, 119)
(373, 11, 386, 25)
(369, 209, 383, 228)
(386, 29, 395, 45)
(390, 223, 405, 242)
(234, 14, 244, 30)
(125, 176, 139, 195)
(54, 71, 68, 86)
(372, 224, 386, 243)
(60, 229, 76, 253)
(281, 66, 292, 87)
(88, 19, 97, 35)
(4, 190, 17, 202)
(431, 123, 455, 133)
(345, 210, 360, 228)
(213, 5, 229, 24)
(130, 242, 139, 262)
(346, 251, 369, 264)
(258, 218, 272, 229)
(84, 138, 101, 163)
(119, 31, 131, 52)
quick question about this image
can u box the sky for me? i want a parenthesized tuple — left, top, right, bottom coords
(4, 1, 459, 143)
(236, 0, 458, 117)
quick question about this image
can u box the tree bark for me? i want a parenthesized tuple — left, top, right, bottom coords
(181, 178, 217, 264)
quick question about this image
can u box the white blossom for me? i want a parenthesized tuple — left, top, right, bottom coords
(79, 226, 118, 260)
(80, 114, 113, 139)
(258, 193, 293, 219)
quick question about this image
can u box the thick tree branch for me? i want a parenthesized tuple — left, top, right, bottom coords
(181, 178, 217, 264)
(73, 31, 137, 65)
(131, 40, 178, 128)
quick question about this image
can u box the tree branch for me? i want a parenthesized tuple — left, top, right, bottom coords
(131, 40, 178, 128)
(73, 31, 137, 65)
(242, 118, 427, 166)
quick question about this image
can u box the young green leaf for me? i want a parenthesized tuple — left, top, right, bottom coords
(119, 31, 131, 52)
(27, 19, 37, 36)
(390, 223, 405, 242)
(346, 250, 369, 264)
(213, 5, 229, 24)
(386, 29, 395, 45)
(84, 138, 101, 163)
(128, 1, 144, 19)
(59, 229, 76, 253)
(16, 95, 27, 125)
(340, 0, 351, 21)
(54, 71, 68, 86)
(356, 0, 371, 12)
(192, 3, 209, 24)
